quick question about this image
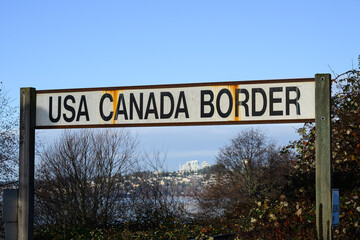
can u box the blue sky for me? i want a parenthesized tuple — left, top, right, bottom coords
(1, 0, 359, 170)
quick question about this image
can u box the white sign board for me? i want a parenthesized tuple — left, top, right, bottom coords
(35, 79, 315, 128)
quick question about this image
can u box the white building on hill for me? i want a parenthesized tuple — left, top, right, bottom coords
(201, 161, 210, 169)
(179, 160, 211, 172)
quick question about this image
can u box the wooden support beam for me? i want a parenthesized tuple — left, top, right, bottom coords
(18, 88, 36, 240)
(315, 74, 332, 240)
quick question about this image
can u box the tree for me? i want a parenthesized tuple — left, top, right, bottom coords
(126, 150, 186, 230)
(35, 129, 138, 229)
(198, 128, 292, 215)
(0, 82, 18, 185)
(0, 82, 19, 238)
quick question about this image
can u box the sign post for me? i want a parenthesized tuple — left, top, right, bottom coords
(315, 74, 332, 240)
(18, 88, 36, 240)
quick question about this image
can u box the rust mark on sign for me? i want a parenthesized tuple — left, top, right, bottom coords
(229, 85, 240, 121)
(102, 90, 123, 124)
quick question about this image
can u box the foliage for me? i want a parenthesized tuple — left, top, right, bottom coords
(34, 218, 236, 240)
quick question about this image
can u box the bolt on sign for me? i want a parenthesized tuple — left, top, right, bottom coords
(36, 78, 315, 128)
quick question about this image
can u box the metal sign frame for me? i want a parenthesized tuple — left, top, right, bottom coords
(17, 74, 332, 240)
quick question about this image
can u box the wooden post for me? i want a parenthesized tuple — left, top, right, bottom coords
(18, 88, 36, 240)
(315, 74, 332, 240)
